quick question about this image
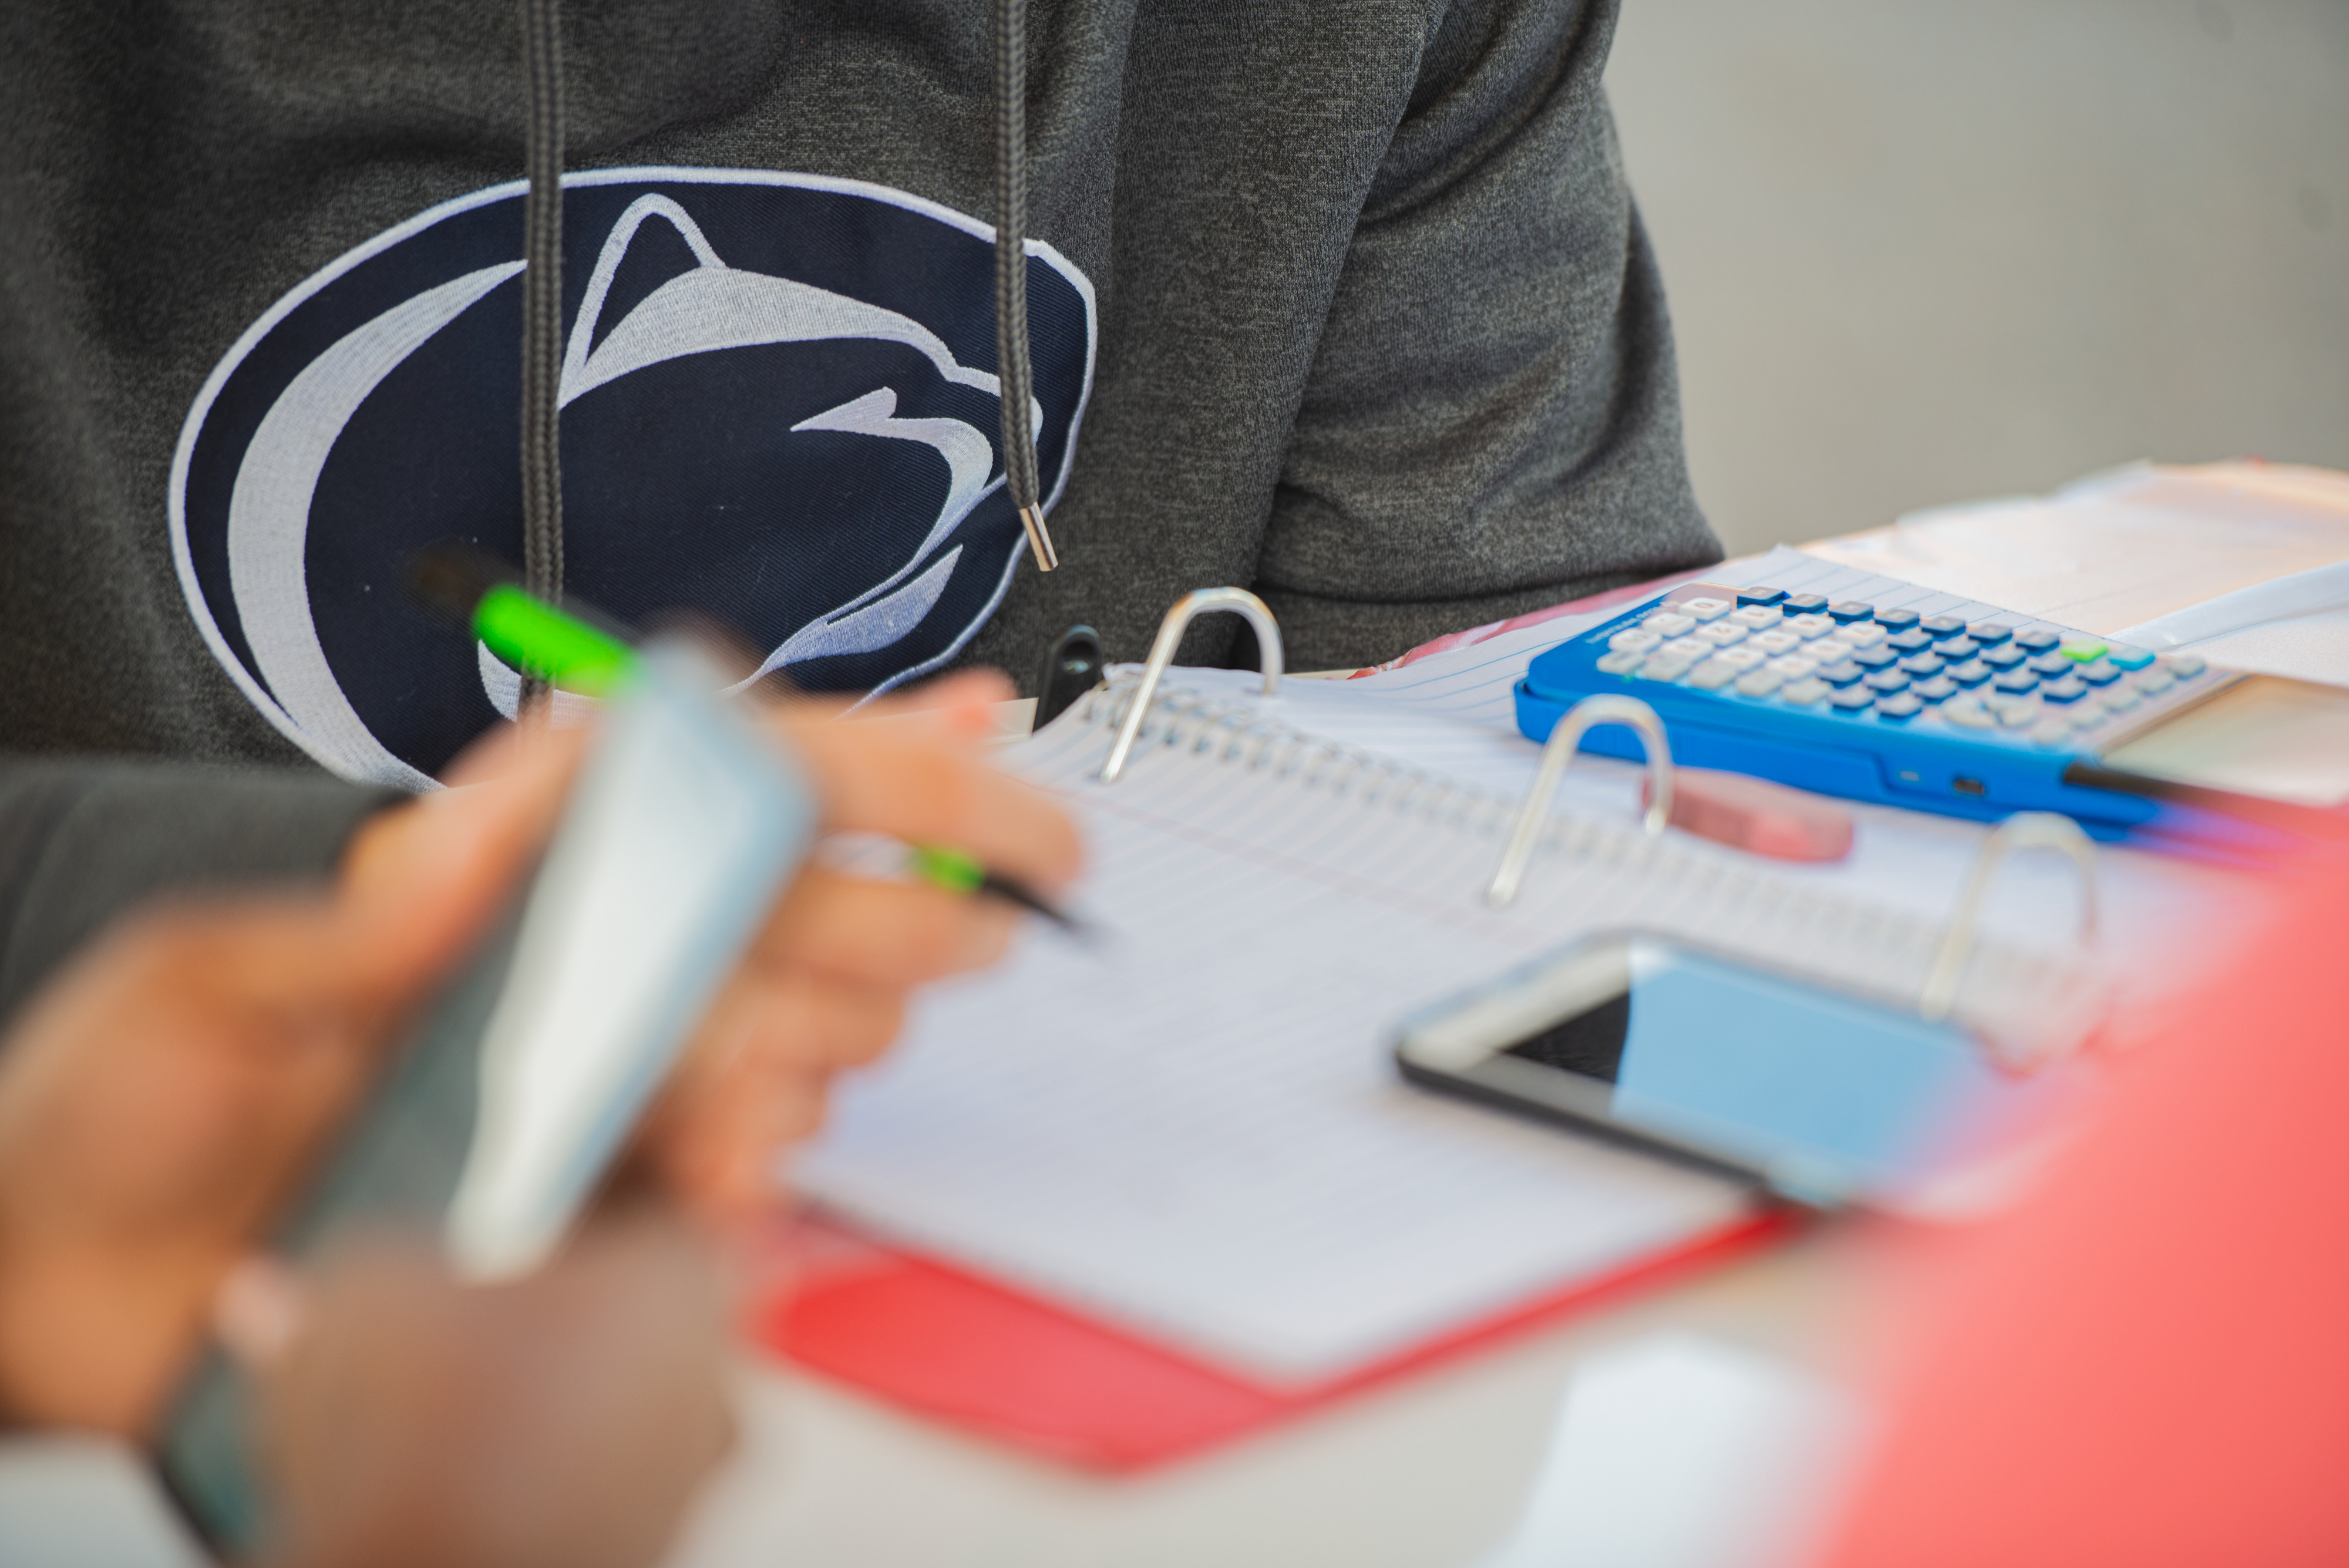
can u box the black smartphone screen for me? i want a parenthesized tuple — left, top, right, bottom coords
(1405, 940, 2045, 1206)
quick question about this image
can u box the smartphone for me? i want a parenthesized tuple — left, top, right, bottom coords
(1394, 936, 2061, 1210)
(157, 641, 817, 1552)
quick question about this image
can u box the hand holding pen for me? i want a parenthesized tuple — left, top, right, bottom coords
(405, 544, 1086, 1211)
(411, 544, 1086, 934)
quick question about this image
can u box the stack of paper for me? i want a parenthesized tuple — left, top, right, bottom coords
(1800, 461, 2349, 685)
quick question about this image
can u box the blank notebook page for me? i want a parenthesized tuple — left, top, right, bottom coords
(793, 687, 2065, 1384)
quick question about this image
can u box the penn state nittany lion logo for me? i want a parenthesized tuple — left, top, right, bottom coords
(171, 168, 1096, 789)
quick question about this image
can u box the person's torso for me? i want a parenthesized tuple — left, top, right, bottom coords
(1, 0, 1643, 779)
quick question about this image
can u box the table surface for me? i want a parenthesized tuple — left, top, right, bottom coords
(671, 1223, 1868, 1568)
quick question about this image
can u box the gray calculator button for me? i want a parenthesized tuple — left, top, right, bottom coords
(1783, 613, 1838, 640)
(1874, 608, 1920, 631)
(1645, 611, 1696, 637)
(1852, 645, 1898, 669)
(2098, 686, 2141, 713)
(1818, 659, 1867, 687)
(1737, 587, 1788, 607)
(2166, 654, 2207, 678)
(1780, 677, 1831, 706)
(1714, 647, 1767, 670)
(2014, 628, 2062, 652)
(1637, 653, 1695, 681)
(2031, 719, 2074, 748)
(1885, 628, 1933, 654)
(1681, 597, 1734, 622)
(1735, 668, 1786, 697)
(1828, 601, 1874, 623)
(2040, 676, 2088, 704)
(1937, 635, 1979, 659)
(2026, 651, 2072, 677)
(1919, 615, 1967, 638)
(2075, 659, 2121, 685)
(2135, 669, 2175, 696)
(1783, 593, 1831, 615)
(1876, 693, 1924, 721)
(1687, 658, 1739, 691)
(1863, 669, 1910, 695)
(1965, 623, 2014, 645)
(1596, 650, 1643, 675)
(1947, 659, 1994, 687)
(1608, 627, 1663, 654)
(1663, 637, 1714, 659)
(1995, 695, 2042, 728)
(1911, 675, 1958, 702)
(1746, 630, 1802, 656)
(1981, 645, 2026, 669)
(1942, 694, 1995, 728)
(1829, 686, 1875, 712)
(1898, 651, 1946, 677)
(1836, 623, 1889, 649)
(1991, 669, 2038, 694)
(1695, 622, 1748, 646)
(1728, 604, 1783, 629)
(1767, 655, 1819, 678)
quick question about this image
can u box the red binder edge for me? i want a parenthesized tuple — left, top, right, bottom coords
(748, 1207, 1796, 1472)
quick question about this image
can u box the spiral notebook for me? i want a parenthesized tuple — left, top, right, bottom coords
(761, 675, 2089, 1459)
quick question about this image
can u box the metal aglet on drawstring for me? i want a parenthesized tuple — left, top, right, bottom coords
(1016, 505, 1058, 571)
(994, 0, 1059, 572)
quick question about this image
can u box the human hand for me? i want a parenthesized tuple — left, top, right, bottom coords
(637, 669, 1083, 1213)
(0, 740, 575, 1436)
(238, 1208, 733, 1568)
(342, 667, 1082, 1215)
(0, 669, 1076, 1433)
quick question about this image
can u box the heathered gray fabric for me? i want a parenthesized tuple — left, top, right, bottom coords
(0, 759, 399, 1028)
(0, 0, 1715, 994)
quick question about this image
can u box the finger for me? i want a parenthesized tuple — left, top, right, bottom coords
(650, 1066, 832, 1217)
(857, 668, 1016, 741)
(688, 967, 907, 1081)
(751, 868, 1017, 986)
(779, 720, 1082, 894)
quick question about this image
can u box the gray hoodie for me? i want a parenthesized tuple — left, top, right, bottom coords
(0, 0, 1714, 1014)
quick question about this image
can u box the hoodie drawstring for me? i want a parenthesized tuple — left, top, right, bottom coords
(518, 0, 567, 707)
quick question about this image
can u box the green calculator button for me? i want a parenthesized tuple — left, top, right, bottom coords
(2060, 635, 2108, 662)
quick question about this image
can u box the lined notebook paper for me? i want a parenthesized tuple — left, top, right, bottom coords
(794, 684, 2088, 1382)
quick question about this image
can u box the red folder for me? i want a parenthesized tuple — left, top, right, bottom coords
(751, 1208, 1794, 1472)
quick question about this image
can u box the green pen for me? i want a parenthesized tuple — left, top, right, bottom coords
(408, 544, 1083, 932)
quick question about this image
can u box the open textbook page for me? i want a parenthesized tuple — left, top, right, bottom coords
(793, 686, 2093, 1383)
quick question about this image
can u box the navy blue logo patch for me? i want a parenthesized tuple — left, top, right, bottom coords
(171, 169, 1095, 787)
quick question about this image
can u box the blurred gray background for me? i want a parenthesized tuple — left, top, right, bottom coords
(1605, 0, 2349, 557)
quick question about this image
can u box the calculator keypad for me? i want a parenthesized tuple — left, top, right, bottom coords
(1574, 583, 2229, 761)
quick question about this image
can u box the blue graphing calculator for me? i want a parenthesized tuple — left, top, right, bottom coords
(1516, 581, 2241, 836)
